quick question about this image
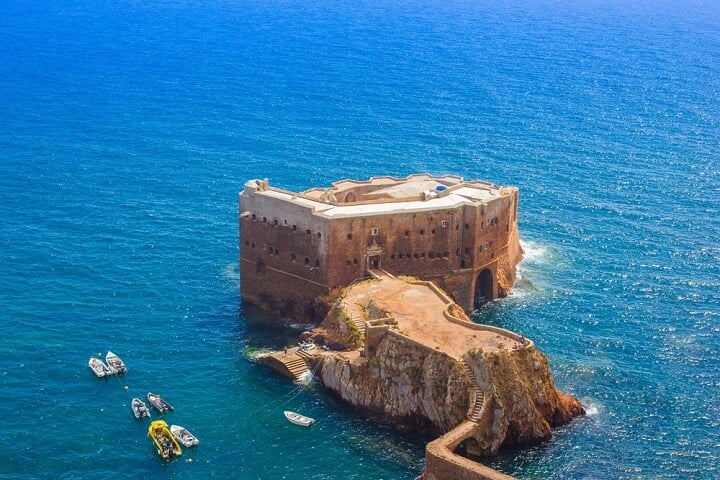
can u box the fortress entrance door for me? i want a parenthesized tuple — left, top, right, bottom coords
(367, 255, 380, 270)
(474, 269, 494, 309)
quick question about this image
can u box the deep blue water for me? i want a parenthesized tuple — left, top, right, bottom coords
(1, 1, 718, 478)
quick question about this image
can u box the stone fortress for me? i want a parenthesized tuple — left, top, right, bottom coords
(239, 174, 583, 480)
(239, 174, 522, 317)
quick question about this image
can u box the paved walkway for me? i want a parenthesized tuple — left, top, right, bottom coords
(341, 274, 519, 359)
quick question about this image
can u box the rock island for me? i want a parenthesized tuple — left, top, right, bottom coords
(239, 174, 584, 480)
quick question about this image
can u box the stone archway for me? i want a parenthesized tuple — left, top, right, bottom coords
(474, 268, 494, 309)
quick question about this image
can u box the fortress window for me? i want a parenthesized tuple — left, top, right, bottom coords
(274, 248, 279, 255)
(293, 225, 297, 231)
(263, 217, 267, 223)
(252, 214, 256, 220)
(283, 219, 288, 226)
(274, 219, 278, 225)
(245, 240, 249, 246)
(391, 254, 395, 260)
(304, 257, 310, 265)
(353, 259, 358, 265)
(406, 252, 411, 259)
(306, 229, 311, 235)
(317, 232, 322, 238)
(291, 253, 297, 261)
(371, 227, 378, 236)
(464, 247, 470, 255)
(419, 229, 424, 236)
(251, 243, 255, 248)
(429, 252, 435, 259)
(431, 229, 436, 235)
(256, 260, 265, 273)
(440, 220, 448, 228)
(413, 253, 419, 259)
(421, 252, 425, 258)
(444, 251, 449, 258)
(347, 233, 353, 240)
(315, 259, 320, 267)
(398, 254, 404, 259)
(456, 249, 460, 256)
(404, 230, 410, 237)
(464, 223, 469, 230)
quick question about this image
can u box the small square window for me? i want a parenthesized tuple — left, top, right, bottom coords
(440, 220, 448, 228)
(371, 227, 379, 235)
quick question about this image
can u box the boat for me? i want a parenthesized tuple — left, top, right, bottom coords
(148, 419, 182, 461)
(131, 397, 150, 419)
(298, 340, 316, 351)
(284, 410, 315, 427)
(147, 392, 173, 413)
(170, 424, 199, 447)
(88, 357, 112, 377)
(105, 351, 127, 374)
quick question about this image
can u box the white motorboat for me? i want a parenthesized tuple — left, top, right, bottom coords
(298, 341, 316, 351)
(170, 424, 199, 447)
(284, 410, 315, 427)
(131, 397, 150, 419)
(105, 351, 127, 375)
(147, 392, 174, 413)
(88, 357, 112, 377)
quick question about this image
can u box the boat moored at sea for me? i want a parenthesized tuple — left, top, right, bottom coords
(88, 357, 112, 377)
(170, 424, 199, 447)
(105, 351, 127, 375)
(284, 410, 315, 427)
(147, 392, 173, 413)
(148, 419, 182, 461)
(131, 397, 150, 419)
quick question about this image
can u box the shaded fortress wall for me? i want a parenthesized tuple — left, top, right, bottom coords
(239, 188, 330, 318)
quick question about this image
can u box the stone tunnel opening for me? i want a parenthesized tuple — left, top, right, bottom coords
(474, 268, 494, 309)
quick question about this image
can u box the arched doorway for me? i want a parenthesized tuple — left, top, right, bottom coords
(474, 269, 494, 309)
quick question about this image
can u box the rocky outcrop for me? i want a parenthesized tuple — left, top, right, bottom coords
(321, 331, 470, 435)
(462, 346, 584, 455)
(497, 221, 523, 298)
(319, 324, 583, 454)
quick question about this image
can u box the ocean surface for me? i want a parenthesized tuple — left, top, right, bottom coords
(1, 1, 718, 478)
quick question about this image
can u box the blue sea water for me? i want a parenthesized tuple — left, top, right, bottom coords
(1, 1, 718, 478)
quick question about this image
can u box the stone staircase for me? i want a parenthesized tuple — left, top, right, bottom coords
(351, 314, 366, 339)
(459, 360, 489, 423)
(280, 352, 311, 380)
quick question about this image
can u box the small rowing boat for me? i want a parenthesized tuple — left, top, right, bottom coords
(131, 397, 150, 419)
(170, 424, 199, 447)
(284, 410, 315, 427)
(147, 392, 173, 413)
(105, 351, 127, 375)
(88, 357, 111, 377)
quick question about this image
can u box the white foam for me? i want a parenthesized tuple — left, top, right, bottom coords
(519, 239, 548, 264)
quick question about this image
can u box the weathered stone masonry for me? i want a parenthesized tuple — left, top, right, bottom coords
(239, 174, 521, 320)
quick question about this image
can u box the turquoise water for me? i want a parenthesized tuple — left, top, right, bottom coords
(1, 1, 718, 478)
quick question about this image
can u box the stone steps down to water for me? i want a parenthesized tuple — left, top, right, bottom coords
(264, 350, 312, 380)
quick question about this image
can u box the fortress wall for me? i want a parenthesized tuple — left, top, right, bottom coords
(239, 189, 331, 319)
(423, 421, 516, 480)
